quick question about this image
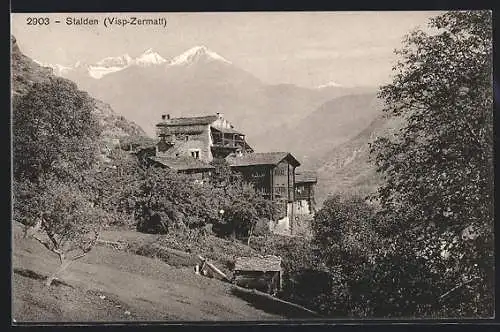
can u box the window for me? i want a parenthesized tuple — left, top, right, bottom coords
(274, 167, 287, 176)
(191, 150, 200, 159)
(274, 186, 287, 195)
(252, 171, 265, 178)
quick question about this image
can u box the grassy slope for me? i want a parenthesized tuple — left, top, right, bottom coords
(11, 35, 147, 142)
(12, 224, 283, 322)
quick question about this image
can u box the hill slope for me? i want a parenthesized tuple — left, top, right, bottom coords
(252, 93, 382, 167)
(314, 114, 403, 205)
(11, 35, 146, 145)
(12, 224, 283, 321)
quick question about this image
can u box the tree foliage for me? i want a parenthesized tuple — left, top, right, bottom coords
(13, 76, 105, 287)
(18, 178, 106, 286)
(308, 194, 379, 316)
(81, 148, 146, 226)
(369, 10, 494, 317)
(132, 160, 280, 240)
(13, 77, 101, 183)
(277, 11, 494, 319)
(133, 167, 220, 234)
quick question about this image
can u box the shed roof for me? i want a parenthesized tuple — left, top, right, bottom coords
(156, 115, 218, 127)
(211, 126, 244, 135)
(234, 255, 282, 272)
(226, 152, 300, 168)
(295, 170, 318, 183)
(148, 156, 215, 171)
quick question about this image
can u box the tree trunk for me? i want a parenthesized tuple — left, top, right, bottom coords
(45, 259, 73, 287)
(247, 223, 255, 246)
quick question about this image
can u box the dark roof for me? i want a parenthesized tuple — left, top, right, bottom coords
(211, 126, 243, 135)
(234, 255, 282, 272)
(156, 115, 218, 127)
(295, 170, 317, 183)
(226, 152, 300, 167)
(148, 156, 215, 171)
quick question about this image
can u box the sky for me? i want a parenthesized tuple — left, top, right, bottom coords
(11, 11, 444, 88)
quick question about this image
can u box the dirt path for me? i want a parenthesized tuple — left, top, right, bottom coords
(12, 231, 283, 322)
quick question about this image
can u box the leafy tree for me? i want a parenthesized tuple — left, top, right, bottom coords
(133, 167, 219, 234)
(13, 77, 101, 184)
(221, 183, 278, 243)
(81, 148, 146, 226)
(309, 194, 379, 316)
(18, 178, 106, 287)
(370, 11, 493, 317)
(209, 160, 280, 242)
(12, 76, 108, 287)
(209, 158, 241, 188)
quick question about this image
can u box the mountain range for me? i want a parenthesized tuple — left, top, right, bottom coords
(38, 46, 378, 141)
(35, 48, 168, 79)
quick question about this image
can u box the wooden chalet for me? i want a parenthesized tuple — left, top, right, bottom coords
(233, 255, 282, 295)
(294, 170, 317, 213)
(225, 152, 300, 202)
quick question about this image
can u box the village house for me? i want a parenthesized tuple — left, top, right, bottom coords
(151, 113, 317, 236)
(294, 170, 317, 214)
(226, 152, 317, 235)
(155, 112, 253, 163)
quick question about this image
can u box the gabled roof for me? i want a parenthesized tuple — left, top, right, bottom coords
(295, 170, 318, 183)
(156, 115, 218, 127)
(234, 255, 282, 272)
(148, 156, 215, 171)
(226, 152, 300, 168)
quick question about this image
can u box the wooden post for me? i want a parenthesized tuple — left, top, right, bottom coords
(197, 255, 230, 282)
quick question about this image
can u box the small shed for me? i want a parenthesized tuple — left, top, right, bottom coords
(232, 255, 282, 295)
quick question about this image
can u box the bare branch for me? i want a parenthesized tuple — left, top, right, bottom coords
(71, 252, 88, 261)
(31, 235, 53, 252)
(439, 276, 481, 300)
(40, 217, 60, 251)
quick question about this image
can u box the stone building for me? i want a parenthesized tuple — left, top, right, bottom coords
(155, 112, 253, 163)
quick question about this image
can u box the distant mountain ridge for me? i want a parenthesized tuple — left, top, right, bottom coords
(251, 93, 383, 167)
(35, 48, 168, 79)
(35, 45, 231, 80)
(42, 45, 378, 140)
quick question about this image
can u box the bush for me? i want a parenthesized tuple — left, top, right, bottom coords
(132, 167, 220, 233)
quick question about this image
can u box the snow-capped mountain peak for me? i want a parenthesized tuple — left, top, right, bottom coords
(169, 45, 231, 66)
(38, 45, 231, 80)
(317, 81, 345, 89)
(95, 54, 133, 67)
(134, 48, 167, 67)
